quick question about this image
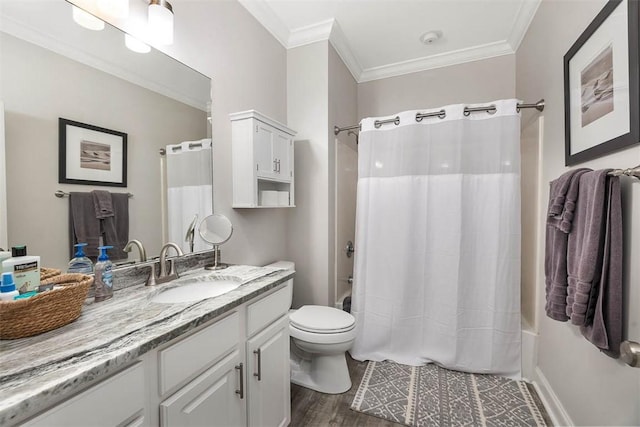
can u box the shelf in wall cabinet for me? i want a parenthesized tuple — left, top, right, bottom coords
(232, 204, 296, 209)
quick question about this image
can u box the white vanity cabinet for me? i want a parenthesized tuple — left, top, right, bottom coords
(246, 316, 290, 427)
(159, 349, 246, 427)
(245, 282, 292, 427)
(22, 362, 146, 427)
(156, 281, 292, 427)
(230, 110, 296, 208)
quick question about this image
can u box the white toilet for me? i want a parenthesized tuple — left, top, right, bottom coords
(267, 261, 356, 394)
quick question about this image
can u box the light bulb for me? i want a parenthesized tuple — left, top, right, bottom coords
(72, 6, 105, 31)
(125, 34, 151, 54)
(148, 0, 174, 45)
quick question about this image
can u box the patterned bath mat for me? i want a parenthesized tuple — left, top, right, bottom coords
(351, 361, 548, 426)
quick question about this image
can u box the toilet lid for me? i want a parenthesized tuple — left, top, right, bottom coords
(289, 305, 355, 334)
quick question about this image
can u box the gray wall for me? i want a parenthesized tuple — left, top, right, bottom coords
(329, 44, 358, 306)
(286, 41, 331, 307)
(357, 55, 516, 118)
(1, 33, 206, 269)
(143, 0, 291, 267)
(517, 0, 640, 424)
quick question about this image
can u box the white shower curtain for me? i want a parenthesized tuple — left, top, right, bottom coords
(350, 99, 522, 376)
(166, 139, 213, 253)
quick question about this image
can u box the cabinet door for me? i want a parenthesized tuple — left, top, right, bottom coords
(160, 349, 246, 427)
(23, 362, 145, 427)
(246, 315, 290, 427)
(272, 134, 292, 181)
(255, 122, 276, 179)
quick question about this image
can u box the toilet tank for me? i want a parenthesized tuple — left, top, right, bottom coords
(265, 261, 295, 308)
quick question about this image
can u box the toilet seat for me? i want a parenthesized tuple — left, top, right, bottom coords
(289, 305, 355, 334)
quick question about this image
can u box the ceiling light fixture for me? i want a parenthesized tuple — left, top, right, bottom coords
(125, 34, 151, 54)
(72, 6, 105, 31)
(98, 0, 129, 19)
(148, 0, 174, 45)
(420, 31, 442, 45)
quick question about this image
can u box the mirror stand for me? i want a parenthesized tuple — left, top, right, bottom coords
(205, 246, 228, 270)
(199, 214, 233, 271)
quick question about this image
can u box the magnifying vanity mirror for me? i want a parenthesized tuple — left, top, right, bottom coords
(0, 1, 213, 270)
(199, 214, 233, 270)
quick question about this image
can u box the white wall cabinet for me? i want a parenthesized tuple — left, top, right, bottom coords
(230, 110, 296, 208)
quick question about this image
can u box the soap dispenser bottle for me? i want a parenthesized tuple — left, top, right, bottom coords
(68, 243, 94, 274)
(0, 272, 19, 301)
(94, 246, 114, 302)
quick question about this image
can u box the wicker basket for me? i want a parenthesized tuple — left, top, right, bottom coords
(0, 273, 93, 340)
(40, 267, 62, 281)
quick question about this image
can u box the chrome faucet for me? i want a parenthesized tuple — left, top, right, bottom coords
(123, 239, 147, 262)
(157, 242, 184, 284)
(123, 240, 158, 286)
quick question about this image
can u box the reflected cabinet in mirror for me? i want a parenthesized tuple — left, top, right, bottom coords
(0, 1, 212, 270)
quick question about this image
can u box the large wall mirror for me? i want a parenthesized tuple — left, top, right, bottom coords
(0, 1, 212, 270)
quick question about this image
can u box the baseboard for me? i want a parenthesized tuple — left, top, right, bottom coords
(531, 367, 573, 426)
(521, 328, 537, 381)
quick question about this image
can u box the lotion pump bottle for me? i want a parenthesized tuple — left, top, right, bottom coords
(68, 243, 94, 274)
(94, 246, 114, 302)
(2, 245, 40, 293)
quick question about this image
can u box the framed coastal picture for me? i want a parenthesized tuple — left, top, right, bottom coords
(564, 0, 639, 166)
(58, 118, 128, 187)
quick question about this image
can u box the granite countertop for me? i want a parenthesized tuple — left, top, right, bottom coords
(0, 265, 294, 426)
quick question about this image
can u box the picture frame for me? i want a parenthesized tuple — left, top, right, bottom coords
(58, 118, 127, 187)
(564, 0, 639, 166)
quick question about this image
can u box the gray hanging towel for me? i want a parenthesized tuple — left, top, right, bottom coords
(69, 192, 101, 258)
(544, 168, 590, 321)
(92, 190, 114, 218)
(567, 170, 622, 357)
(102, 192, 129, 260)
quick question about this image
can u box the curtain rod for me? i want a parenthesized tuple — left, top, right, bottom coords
(159, 141, 204, 156)
(334, 99, 545, 136)
(55, 190, 133, 198)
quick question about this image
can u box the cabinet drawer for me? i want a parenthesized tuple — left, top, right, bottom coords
(159, 311, 240, 396)
(247, 282, 291, 336)
(24, 362, 145, 427)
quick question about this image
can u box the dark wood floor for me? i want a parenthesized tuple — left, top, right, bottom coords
(290, 356, 402, 426)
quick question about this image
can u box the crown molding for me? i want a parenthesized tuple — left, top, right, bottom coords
(237, 0, 290, 47)
(0, 14, 210, 111)
(288, 18, 333, 48)
(357, 41, 515, 83)
(238, 0, 538, 83)
(328, 20, 363, 82)
(508, 0, 542, 51)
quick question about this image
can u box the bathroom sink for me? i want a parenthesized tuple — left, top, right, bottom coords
(151, 276, 242, 304)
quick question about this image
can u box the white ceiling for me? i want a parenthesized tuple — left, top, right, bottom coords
(238, 0, 541, 83)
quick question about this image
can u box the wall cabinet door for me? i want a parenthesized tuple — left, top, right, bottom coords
(255, 121, 277, 179)
(272, 134, 292, 181)
(246, 315, 290, 427)
(160, 350, 246, 427)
